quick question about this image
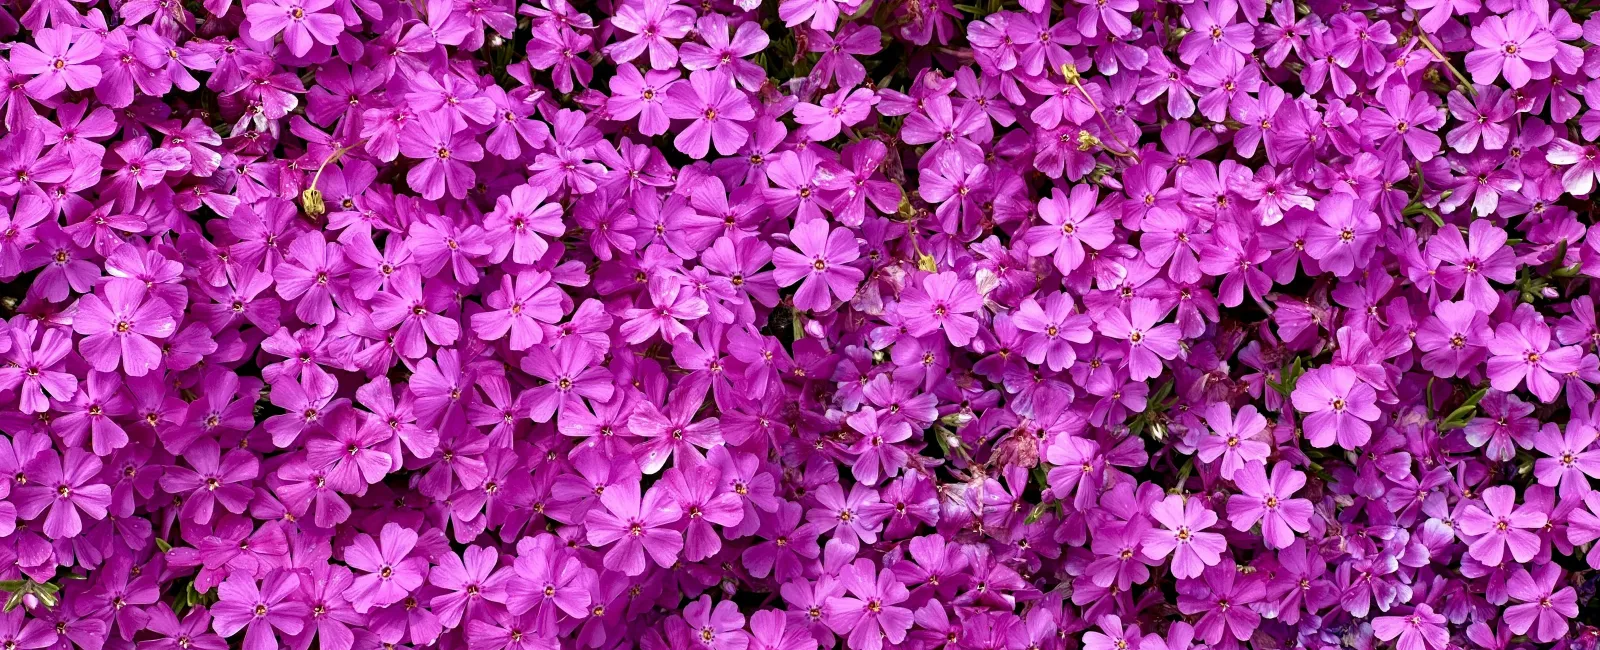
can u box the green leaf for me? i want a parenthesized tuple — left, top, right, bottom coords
(1439, 387, 1488, 430)
(1023, 502, 1049, 524)
(155, 538, 172, 553)
(0, 581, 27, 593)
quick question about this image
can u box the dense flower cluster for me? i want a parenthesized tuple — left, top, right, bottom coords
(2, 0, 1600, 648)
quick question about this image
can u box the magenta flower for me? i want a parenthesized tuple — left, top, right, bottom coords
(1012, 292, 1092, 371)
(0, 321, 76, 414)
(71, 279, 177, 377)
(793, 87, 878, 141)
(1372, 604, 1449, 650)
(845, 407, 913, 486)
(607, 64, 680, 137)
(605, 0, 693, 69)
(825, 559, 913, 650)
(472, 271, 564, 350)
(898, 271, 982, 346)
(1504, 565, 1578, 642)
(369, 268, 460, 358)
(14, 448, 111, 538)
(584, 480, 683, 576)
(1488, 308, 1582, 403)
(1458, 484, 1546, 565)
(1416, 301, 1491, 378)
(663, 69, 755, 158)
(1022, 185, 1114, 275)
(159, 443, 258, 525)
(1465, 11, 1557, 88)
(1196, 403, 1270, 480)
(621, 275, 709, 344)
(210, 573, 309, 650)
(1427, 220, 1516, 312)
(684, 596, 746, 650)
(772, 219, 863, 313)
(1291, 366, 1380, 449)
(1532, 422, 1600, 498)
(661, 462, 744, 561)
(243, 0, 343, 56)
(1304, 193, 1380, 277)
(398, 112, 484, 200)
(1142, 494, 1227, 579)
(343, 523, 428, 613)
(1225, 461, 1313, 549)
(9, 27, 101, 98)
(1097, 298, 1182, 382)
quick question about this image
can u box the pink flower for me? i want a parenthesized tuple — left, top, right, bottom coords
(793, 87, 878, 141)
(605, 0, 693, 69)
(398, 112, 484, 200)
(845, 407, 913, 486)
(1097, 298, 1182, 382)
(1465, 11, 1557, 88)
(898, 271, 982, 346)
(1023, 185, 1114, 275)
(472, 271, 564, 350)
(1141, 494, 1226, 579)
(1503, 565, 1578, 642)
(13, 448, 111, 538)
(1487, 307, 1582, 403)
(1291, 366, 1380, 449)
(663, 69, 755, 158)
(210, 573, 309, 650)
(584, 480, 683, 576)
(1372, 604, 1449, 650)
(1458, 484, 1546, 565)
(1225, 461, 1313, 550)
(825, 559, 913, 650)
(243, 0, 344, 57)
(343, 523, 428, 613)
(1196, 403, 1270, 480)
(772, 219, 864, 313)
(71, 279, 177, 377)
(9, 27, 101, 98)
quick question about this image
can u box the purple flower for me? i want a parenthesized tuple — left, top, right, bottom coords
(1196, 403, 1270, 480)
(1141, 494, 1226, 579)
(9, 27, 101, 97)
(71, 279, 176, 377)
(1372, 604, 1449, 650)
(1225, 461, 1313, 549)
(1503, 565, 1578, 642)
(1458, 484, 1546, 565)
(772, 219, 863, 313)
(1023, 185, 1114, 275)
(1466, 11, 1558, 88)
(606, 0, 693, 69)
(343, 523, 428, 613)
(584, 480, 683, 576)
(663, 69, 755, 158)
(825, 559, 913, 650)
(1291, 366, 1380, 449)
(1097, 298, 1182, 382)
(243, 0, 343, 56)
(210, 573, 310, 650)
(14, 448, 111, 538)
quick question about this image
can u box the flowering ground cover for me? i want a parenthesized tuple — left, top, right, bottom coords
(1, 0, 1600, 648)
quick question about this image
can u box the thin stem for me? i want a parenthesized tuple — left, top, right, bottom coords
(1061, 64, 1142, 163)
(308, 139, 368, 193)
(1413, 28, 1477, 98)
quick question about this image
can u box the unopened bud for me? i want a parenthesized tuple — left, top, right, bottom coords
(300, 188, 326, 219)
(1076, 130, 1102, 151)
(1059, 63, 1080, 84)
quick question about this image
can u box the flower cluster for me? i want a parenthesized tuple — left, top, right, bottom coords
(1, 0, 1600, 648)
